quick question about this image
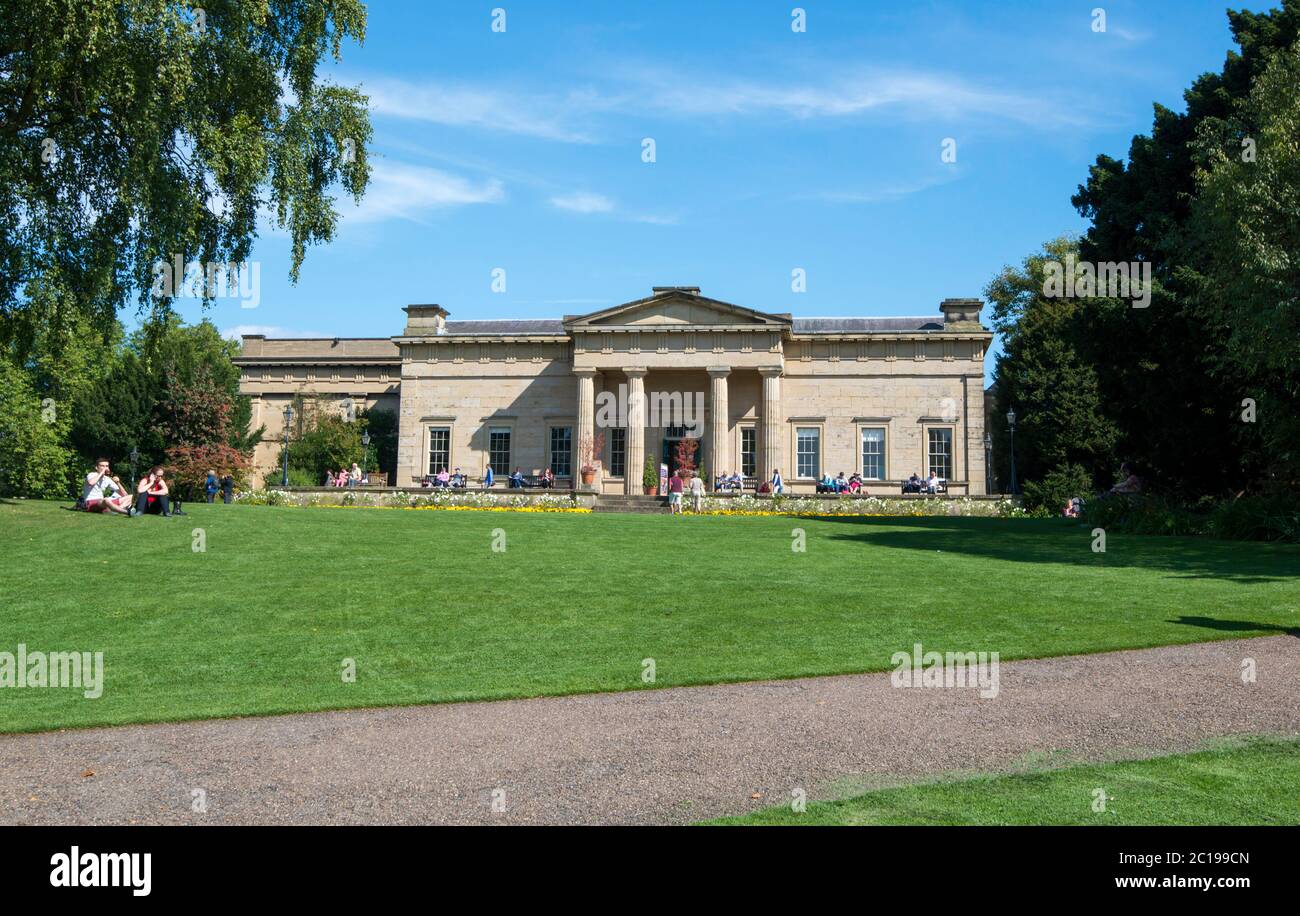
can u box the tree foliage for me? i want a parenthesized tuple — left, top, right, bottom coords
(999, 2, 1300, 496)
(0, 0, 372, 338)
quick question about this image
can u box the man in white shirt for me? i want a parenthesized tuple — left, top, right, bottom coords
(927, 472, 939, 494)
(82, 459, 132, 515)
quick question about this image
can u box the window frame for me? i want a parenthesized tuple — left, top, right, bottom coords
(739, 425, 757, 478)
(487, 425, 512, 476)
(426, 425, 451, 476)
(859, 426, 887, 480)
(608, 427, 626, 478)
(926, 426, 954, 480)
(795, 426, 821, 480)
(549, 425, 573, 477)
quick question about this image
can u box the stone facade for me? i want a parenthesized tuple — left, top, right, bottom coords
(237, 287, 993, 495)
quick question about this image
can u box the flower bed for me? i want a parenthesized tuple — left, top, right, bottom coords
(694, 495, 1027, 517)
(233, 489, 588, 512)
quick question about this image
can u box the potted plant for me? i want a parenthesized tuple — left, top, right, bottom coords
(577, 430, 605, 488)
(642, 453, 659, 495)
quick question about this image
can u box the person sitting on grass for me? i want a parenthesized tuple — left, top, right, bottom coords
(82, 459, 132, 515)
(1108, 462, 1141, 495)
(134, 466, 173, 516)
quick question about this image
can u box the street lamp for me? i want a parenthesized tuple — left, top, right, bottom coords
(128, 446, 139, 489)
(1006, 407, 1018, 495)
(361, 429, 371, 482)
(281, 405, 294, 487)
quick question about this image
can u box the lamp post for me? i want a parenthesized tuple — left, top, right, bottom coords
(1006, 407, 1018, 496)
(281, 405, 294, 487)
(983, 433, 992, 495)
(361, 429, 371, 482)
(128, 446, 139, 490)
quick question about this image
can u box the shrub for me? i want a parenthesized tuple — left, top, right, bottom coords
(642, 453, 659, 490)
(1082, 494, 1207, 537)
(1020, 463, 1093, 515)
(1208, 493, 1300, 542)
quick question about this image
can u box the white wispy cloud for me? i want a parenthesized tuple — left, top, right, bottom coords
(628, 67, 1091, 127)
(362, 63, 1091, 144)
(549, 191, 615, 214)
(803, 171, 962, 205)
(345, 160, 504, 224)
(365, 78, 596, 143)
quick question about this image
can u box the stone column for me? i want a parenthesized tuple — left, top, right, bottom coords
(624, 368, 648, 495)
(759, 367, 783, 485)
(707, 367, 731, 490)
(574, 368, 599, 491)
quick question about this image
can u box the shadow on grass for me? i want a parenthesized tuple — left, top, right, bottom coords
(816, 515, 1300, 584)
(1170, 615, 1300, 638)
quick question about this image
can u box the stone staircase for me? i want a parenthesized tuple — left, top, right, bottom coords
(592, 494, 669, 514)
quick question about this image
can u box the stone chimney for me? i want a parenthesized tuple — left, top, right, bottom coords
(402, 304, 449, 336)
(939, 298, 984, 330)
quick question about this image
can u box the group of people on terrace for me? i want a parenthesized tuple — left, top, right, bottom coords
(323, 464, 366, 488)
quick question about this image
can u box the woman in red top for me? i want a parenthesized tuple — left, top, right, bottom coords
(134, 466, 173, 516)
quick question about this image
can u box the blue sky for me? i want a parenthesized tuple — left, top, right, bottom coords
(183, 0, 1272, 379)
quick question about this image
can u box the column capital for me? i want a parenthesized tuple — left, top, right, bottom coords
(706, 366, 732, 378)
(623, 367, 649, 379)
(572, 367, 601, 379)
(758, 366, 784, 379)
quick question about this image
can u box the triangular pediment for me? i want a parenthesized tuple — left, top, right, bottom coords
(565, 289, 791, 330)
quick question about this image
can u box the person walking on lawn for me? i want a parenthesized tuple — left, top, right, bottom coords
(668, 469, 685, 514)
(688, 471, 705, 513)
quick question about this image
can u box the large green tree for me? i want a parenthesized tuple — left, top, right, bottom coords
(1183, 40, 1300, 481)
(0, 0, 372, 346)
(986, 237, 1122, 492)
(1022, 0, 1300, 494)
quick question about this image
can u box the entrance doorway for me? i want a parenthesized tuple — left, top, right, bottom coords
(662, 428, 704, 478)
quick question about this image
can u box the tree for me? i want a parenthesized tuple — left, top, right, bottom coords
(67, 315, 262, 476)
(985, 237, 1121, 491)
(0, 357, 75, 497)
(0, 0, 372, 335)
(1056, 1, 1300, 493)
(165, 442, 250, 499)
(1184, 41, 1300, 481)
(278, 396, 363, 484)
(357, 406, 397, 481)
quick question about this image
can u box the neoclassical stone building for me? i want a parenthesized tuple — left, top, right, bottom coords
(237, 286, 992, 494)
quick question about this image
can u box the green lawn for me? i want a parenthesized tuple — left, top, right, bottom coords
(707, 736, 1300, 825)
(1, 499, 1297, 733)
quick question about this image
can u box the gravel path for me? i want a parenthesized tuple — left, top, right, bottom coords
(2, 636, 1296, 825)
